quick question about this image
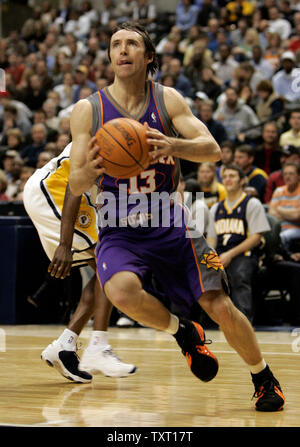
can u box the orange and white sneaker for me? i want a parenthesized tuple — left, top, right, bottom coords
(174, 318, 219, 382)
(252, 366, 285, 411)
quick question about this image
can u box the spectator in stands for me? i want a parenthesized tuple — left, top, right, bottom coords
(264, 32, 283, 71)
(264, 145, 300, 203)
(254, 121, 282, 175)
(60, 33, 87, 68)
(212, 44, 238, 85)
(195, 67, 223, 103)
(234, 144, 269, 201)
(42, 99, 60, 132)
(20, 123, 47, 168)
(175, 0, 199, 36)
(167, 58, 192, 98)
(197, 162, 227, 208)
(267, 6, 292, 40)
(32, 109, 58, 143)
(272, 51, 299, 103)
(5, 128, 25, 154)
(53, 72, 76, 109)
(196, 0, 220, 27)
(231, 61, 264, 97)
(279, 109, 300, 148)
(216, 140, 236, 182)
(226, 0, 255, 25)
(269, 161, 300, 249)
(58, 116, 71, 137)
(196, 99, 228, 145)
(230, 17, 248, 48)
(213, 87, 261, 143)
(21, 74, 48, 111)
(14, 166, 35, 201)
(1, 103, 31, 141)
(73, 65, 97, 103)
(114, 0, 137, 23)
(56, 133, 71, 153)
(36, 151, 53, 169)
(5, 52, 26, 87)
(1, 150, 18, 182)
(207, 163, 270, 323)
(250, 45, 274, 80)
(6, 155, 24, 199)
(182, 32, 213, 68)
(0, 169, 11, 201)
(255, 80, 285, 131)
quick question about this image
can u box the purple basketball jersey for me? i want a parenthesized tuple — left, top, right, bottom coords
(92, 81, 180, 229)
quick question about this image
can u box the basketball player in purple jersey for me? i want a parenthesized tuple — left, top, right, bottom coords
(69, 23, 284, 411)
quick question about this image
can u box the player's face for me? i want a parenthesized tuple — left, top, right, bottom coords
(222, 169, 241, 192)
(109, 30, 153, 79)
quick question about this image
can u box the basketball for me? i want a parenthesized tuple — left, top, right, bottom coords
(94, 117, 151, 178)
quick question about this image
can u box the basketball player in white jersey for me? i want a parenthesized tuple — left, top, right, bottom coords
(23, 142, 136, 382)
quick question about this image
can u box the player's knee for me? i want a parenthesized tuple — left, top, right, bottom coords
(199, 290, 233, 326)
(104, 272, 142, 311)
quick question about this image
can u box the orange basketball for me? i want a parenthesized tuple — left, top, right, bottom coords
(94, 117, 151, 178)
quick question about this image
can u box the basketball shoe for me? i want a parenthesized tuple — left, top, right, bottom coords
(41, 340, 93, 383)
(79, 346, 137, 378)
(252, 365, 285, 411)
(174, 317, 218, 382)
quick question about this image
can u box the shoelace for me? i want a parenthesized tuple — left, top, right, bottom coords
(252, 378, 279, 400)
(103, 348, 122, 363)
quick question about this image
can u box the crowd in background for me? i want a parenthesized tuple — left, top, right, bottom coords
(0, 0, 300, 326)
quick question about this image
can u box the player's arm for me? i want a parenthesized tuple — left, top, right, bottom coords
(146, 86, 221, 163)
(69, 99, 105, 196)
(48, 183, 81, 279)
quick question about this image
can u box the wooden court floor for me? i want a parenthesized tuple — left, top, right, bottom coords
(0, 325, 299, 428)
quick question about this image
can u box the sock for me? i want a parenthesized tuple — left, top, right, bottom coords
(87, 330, 109, 352)
(249, 359, 267, 375)
(165, 314, 179, 335)
(58, 329, 78, 351)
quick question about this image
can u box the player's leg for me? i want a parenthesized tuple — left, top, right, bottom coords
(80, 274, 137, 377)
(198, 283, 285, 411)
(41, 273, 95, 383)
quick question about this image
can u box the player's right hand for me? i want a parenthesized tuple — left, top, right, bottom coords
(87, 136, 106, 177)
(48, 244, 73, 279)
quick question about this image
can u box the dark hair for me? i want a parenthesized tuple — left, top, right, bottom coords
(108, 22, 159, 77)
(257, 79, 274, 94)
(220, 140, 236, 152)
(235, 144, 255, 158)
(223, 163, 246, 179)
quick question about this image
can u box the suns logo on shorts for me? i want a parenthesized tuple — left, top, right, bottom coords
(200, 251, 224, 271)
(77, 211, 92, 228)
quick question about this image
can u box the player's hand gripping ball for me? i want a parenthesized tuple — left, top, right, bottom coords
(94, 118, 150, 178)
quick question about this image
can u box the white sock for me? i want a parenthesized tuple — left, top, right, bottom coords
(249, 359, 267, 375)
(87, 330, 109, 352)
(165, 314, 179, 335)
(58, 329, 78, 351)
